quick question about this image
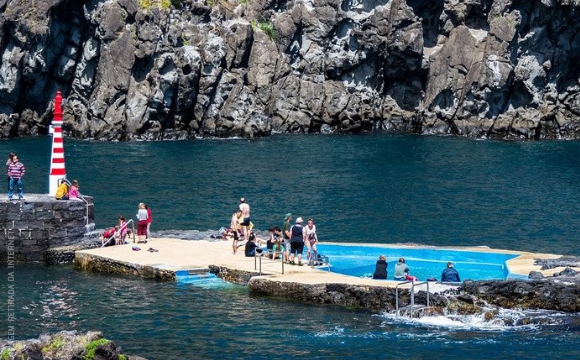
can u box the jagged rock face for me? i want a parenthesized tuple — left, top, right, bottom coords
(0, 0, 580, 140)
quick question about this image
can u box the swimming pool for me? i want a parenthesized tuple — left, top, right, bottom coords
(316, 244, 521, 281)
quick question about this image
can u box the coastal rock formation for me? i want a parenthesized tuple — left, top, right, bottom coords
(0, 331, 147, 360)
(0, 0, 580, 140)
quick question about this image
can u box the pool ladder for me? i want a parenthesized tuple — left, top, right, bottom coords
(395, 281, 430, 317)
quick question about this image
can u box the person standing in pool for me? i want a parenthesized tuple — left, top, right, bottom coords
(373, 255, 388, 279)
(441, 262, 461, 282)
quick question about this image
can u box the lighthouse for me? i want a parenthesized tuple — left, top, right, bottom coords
(48, 91, 66, 195)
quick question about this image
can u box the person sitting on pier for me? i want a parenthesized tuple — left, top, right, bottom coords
(55, 179, 69, 200)
(394, 257, 417, 281)
(372, 255, 388, 279)
(441, 262, 461, 282)
(266, 226, 283, 259)
(244, 233, 263, 257)
(68, 180, 80, 199)
(101, 226, 118, 247)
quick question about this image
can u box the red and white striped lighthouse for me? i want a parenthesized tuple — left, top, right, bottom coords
(48, 91, 66, 195)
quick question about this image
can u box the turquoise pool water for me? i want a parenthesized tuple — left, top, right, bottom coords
(317, 244, 520, 281)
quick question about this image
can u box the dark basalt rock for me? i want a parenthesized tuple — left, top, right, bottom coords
(0, 0, 580, 140)
(0, 331, 147, 360)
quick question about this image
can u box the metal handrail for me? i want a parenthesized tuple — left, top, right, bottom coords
(395, 281, 430, 317)
(255, 249, 285, 275)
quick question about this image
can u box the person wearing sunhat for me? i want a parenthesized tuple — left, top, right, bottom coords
(282, 213, 292, 262)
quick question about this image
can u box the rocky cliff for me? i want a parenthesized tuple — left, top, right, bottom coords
(1, 0, 579, 140)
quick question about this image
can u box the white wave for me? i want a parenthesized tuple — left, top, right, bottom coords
(377, 307, 568, 332)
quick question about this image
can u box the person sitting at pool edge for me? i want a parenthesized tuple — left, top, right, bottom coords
(441, 262, 461, 282)
(394, 257, 411, 281)
(372, 255, 388, 279)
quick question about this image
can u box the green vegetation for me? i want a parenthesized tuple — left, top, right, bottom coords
(139, 0, 180, 10)
(139, 0, 153, 9)
(42, 336, 65, 353)
(181, 36, 191, 46)
(206, 0, 217, 6)
(119, 355, 127, 360)
(83, 339, 110, 360)
(251, 20, 276, 41)
(238, 0, 248, 4)
(1, 349, 11, 360)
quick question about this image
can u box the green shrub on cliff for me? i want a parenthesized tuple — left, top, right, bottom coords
(42, 336, 65, 353)
(139, 0, 178, 10)
(83, 339, 110, 360)
(1, 349, 10, 360)
(251, 20, 276, 41)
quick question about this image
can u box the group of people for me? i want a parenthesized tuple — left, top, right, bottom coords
(6, 152, 25, 200)
(242, 214, 319, 266)
(372, 256, 461, 282)
(55, 178, 81, 200)
(101, 216, 130, 246)
(7, 152, 84, 202)
(224, 198, 320, 266)
(101, 202, 153, 246)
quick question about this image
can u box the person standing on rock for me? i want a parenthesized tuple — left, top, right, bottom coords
(7, 154, 25, 201)
(145, 203, 153, 240)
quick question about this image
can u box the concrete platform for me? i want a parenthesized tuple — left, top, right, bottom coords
(74, 238, 565, 289)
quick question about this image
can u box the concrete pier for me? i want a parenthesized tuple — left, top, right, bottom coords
(0, 194, 94, 262)
(74, 239, 562, 284)
(74, 240, 568, 311)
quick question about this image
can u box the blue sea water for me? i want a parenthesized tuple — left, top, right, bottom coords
(2, 134, 580, 359)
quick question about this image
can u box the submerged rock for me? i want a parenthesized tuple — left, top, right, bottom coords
(0, 0, 580, 140)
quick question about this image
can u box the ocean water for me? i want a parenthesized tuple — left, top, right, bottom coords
(2, 134, 580, 359)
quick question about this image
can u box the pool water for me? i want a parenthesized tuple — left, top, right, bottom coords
(316, 244, 520, 281)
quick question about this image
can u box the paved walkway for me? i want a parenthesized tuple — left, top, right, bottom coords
(76, 238, 564, 291)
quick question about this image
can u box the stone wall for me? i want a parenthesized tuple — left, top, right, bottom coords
(0, 194, 94, 262)
(74, 252, 176, 280)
